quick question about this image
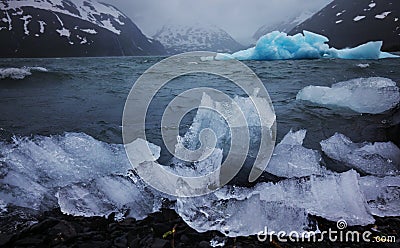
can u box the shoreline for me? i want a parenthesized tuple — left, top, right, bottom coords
(1, 208, 398, 248)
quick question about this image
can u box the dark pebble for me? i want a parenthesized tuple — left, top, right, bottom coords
(151, 238, 169, 248)
(197, 240, 211, 248)
(14, 237, 44, 246)
(113, 234, 128, 247)
(2, 208, 399, 248)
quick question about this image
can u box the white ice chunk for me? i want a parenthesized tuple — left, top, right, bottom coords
(176, 170, 374, 237)
(172, 92, 275, 175)
(125, 138, 160, 167)
(360, 176, 400, 217)
(336, 20, 343, 24)
(0, 169, 55, 210)
(0, 133, 132, 210)
(57, 175, 160, 220)
(296, 77, 400, 114)
(266, 130, 328, 178)
(321, 133, 400, 176)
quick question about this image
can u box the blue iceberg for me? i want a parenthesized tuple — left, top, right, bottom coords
(216, 31, 398, 61)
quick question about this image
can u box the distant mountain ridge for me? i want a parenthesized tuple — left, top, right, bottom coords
(0, 0, 165, 57)
(153, 24, 244, 54)
(289, 0, 400, 51)
(253, 11, 314, 41)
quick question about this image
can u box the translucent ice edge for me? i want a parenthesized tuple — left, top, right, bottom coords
(321, 132, 400, 176)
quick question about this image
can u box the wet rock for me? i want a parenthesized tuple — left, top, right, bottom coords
(197, 240, 211, 248)
(14, 237, 44, 246)
(152, 238, 169, 248)
(113, 234, 128, 248)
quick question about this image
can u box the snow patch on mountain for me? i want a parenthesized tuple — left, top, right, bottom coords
(38, 20, 46, 33)
(20, 15, 31, 35)
(81, 28, 97, 34)
(153, 23, 243, 54)
(0, 0, 166, 57)
(354, 15, 366, 22)
(0, 0, 125, 35)
(253, 10, 315, 41)
(375, 11, 391, 19)
(289, 0, 400, 51)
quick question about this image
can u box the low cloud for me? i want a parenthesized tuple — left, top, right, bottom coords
(103, 0, 332, 44)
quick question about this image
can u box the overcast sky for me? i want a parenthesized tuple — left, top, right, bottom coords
(103, 0, 332, 44)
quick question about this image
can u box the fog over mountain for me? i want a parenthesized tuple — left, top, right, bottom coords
(102, 0, 332, 45)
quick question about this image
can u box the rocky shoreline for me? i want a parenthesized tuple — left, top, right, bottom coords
(0, 208, 399, 248)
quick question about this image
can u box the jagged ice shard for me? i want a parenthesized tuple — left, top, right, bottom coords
(176, 170, 375, 237)
(265, 129, 329, 178)
(215, 31, 398, 61)
(321, 133, 400, 176)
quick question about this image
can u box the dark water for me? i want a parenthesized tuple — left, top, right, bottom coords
(0, 56, 400, 237)
(0, 56, 399, 149)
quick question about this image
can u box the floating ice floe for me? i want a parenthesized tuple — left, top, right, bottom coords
(214, 31, 398, 61)
(321, 133, 400, 176)
(296, 77, 400, 114)
(0, 66, 48, 80)
(265, 129, 328, 178)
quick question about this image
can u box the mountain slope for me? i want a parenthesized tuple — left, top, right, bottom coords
(289, 0, 400, 51)
(153, 24, 244, 54)
(253, 11, 314, 41)
(0, 0, 165, 57)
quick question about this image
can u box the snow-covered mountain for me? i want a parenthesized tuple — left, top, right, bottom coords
(289, 0, 400, 51)
(0, 0, 165, 57)
(253, 11, 315, 41)
(153, 24, 244, 54)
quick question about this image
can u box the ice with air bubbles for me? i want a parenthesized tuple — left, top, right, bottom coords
(265, 129, 328, 178)
(176, 170, 374, 237)
(321, 133, 400, 176)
